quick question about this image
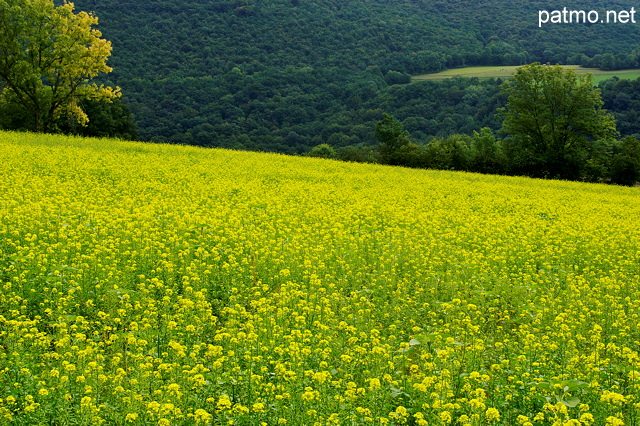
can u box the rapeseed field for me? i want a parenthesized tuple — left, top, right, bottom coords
(0, 131, 639, 425)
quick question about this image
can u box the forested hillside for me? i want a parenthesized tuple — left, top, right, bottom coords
(68, 0, 640, 151)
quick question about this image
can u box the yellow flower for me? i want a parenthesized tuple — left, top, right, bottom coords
(485, 407, 500, 422)
(301, 387, 316, 402)
(167, 383, 181, 395)
(312, 371, 330, 384)
(579, 413, 595, 425)
(470, 398, 485, 410)
(601, 390, 626, 405)
(368, 378, 381, 390)
(194, 408, 212, 423)
(605, 417, 625, 426)
(439, 411, 452, 423)
(125, 413, 139, 422)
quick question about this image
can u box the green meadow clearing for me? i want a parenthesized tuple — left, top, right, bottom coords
(0, 131, 639, 425)
(412, 65, 640, 84)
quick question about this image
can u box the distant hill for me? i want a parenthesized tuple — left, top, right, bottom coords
(71, 0, 640, 150)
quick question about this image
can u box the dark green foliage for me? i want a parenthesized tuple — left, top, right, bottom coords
(375, 114, 412, 165)
(0, 98, 33, 131)
(67, 0, 640, 151)
(367, 110, 637, 186)
(375, 120, 492, 173)
(385, 71, 411, 86)
(499, 64, 617, 180)
(580, 52, 640, 71)
(57, 97, 138, 140)
(0, 95, 137, 140)
(389, 78, 506, 141)
(600, 77, 640, 138)
(610, 137, 640, 186)
(424, 135, 472, 171)
(581, 138, 615, 184)
(308, 144, 337, 159)
(336, 145, 378, 164)
(470, 128, 504, 174)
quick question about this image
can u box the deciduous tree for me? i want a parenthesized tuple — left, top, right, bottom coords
(0, 0, 119, 133)
(610, 136, 640, 186)
(375, 113, 413, 164)
(500, 63, 617, 179)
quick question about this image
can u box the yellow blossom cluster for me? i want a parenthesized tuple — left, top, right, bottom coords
(0, 131, 639, 424)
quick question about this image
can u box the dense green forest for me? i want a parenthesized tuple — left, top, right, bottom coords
(368, 64, 640, 186)
(46, 0, 639, 154)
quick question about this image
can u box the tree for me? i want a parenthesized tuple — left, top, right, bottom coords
(0, 0, 119, 133)
(500, 63, 617, 179)
(56, 96, 138, 140)
(375, 113, 412, 165)
(425, 134, 471, 171)
(609, 136, 640, 186)
(470, 127, 504, 174)
(308, 143, 337, 159)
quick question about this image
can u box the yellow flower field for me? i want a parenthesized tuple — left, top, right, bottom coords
(0, 131, 639, 425)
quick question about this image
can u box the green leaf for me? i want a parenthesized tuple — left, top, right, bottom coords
(562, 396, 581, 408)
(534, 381, 552, 391)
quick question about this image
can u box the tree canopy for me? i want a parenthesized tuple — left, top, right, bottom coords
(500, 63, 617, 179)
(68, 0, 640, 148)
(375, 113, 424, 166)
(0, 0, 119, 133)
